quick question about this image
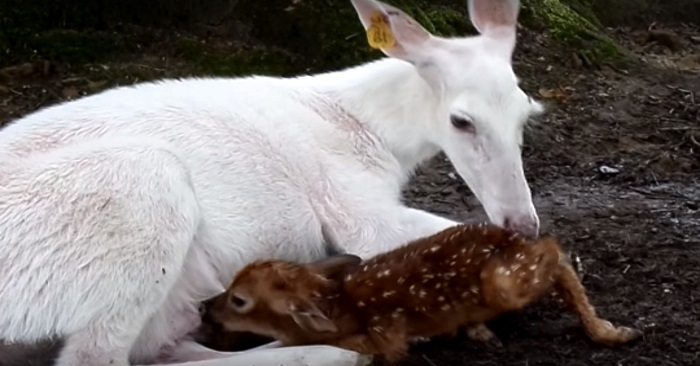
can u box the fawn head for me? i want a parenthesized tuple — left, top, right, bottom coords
(206, 255, 362, 340)
(349, 0, 544, 238)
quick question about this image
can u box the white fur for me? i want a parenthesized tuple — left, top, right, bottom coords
(0, 0, 544, 365)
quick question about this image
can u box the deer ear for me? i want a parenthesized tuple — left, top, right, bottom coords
(287, 298, 338, 333)
(467, 0, 520, 59)
(349, 0, 435, 62)
(307, 254, 362, 281)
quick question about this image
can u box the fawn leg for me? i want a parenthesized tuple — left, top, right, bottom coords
(366, 326, 410, 363)
(554, 262, 642, 346)
(466, 324, 503, 348)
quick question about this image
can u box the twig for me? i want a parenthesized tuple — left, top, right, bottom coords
(689, 133, 700, 148)
(659, 117, 690, 124)
(421, 354, 439, 366)
(658, 126, 699, 131)
(133, 64, 166, 72)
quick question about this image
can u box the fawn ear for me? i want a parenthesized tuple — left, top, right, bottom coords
(308, 254, 362, 281)
(287, 298, 338, 333)
(349, 0, 436, 63)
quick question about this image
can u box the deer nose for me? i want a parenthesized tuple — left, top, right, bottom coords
(504, 215, 539, 240)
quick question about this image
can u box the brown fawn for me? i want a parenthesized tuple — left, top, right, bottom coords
(202, 223, 642, 362)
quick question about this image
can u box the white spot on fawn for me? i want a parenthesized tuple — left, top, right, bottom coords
(441, 304, 450, 311)
(430, 246, 440, 252)
(358, 301, 365, 307)
(438, 296, 445, 302)
(419, 290, 427, 298)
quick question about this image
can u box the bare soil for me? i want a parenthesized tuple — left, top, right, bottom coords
(0, 20, 698, 366)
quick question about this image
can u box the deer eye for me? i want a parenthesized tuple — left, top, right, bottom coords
(229, 293, 251, 312)
(450, 115, 475, 133)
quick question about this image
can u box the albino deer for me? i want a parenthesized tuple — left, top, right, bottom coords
(0, 0, 545, 365)
(202, 223, 642, 363)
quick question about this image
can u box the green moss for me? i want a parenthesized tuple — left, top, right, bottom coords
(198, 49, 299, 77)
(174, 37, 205, 62)
(521, 0, 626, 61)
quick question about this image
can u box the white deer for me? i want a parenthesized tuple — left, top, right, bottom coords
(0, 0, 544, 365)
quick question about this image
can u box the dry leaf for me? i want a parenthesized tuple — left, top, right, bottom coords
(678, 54, 700, 70)
(88, 80, 108, 91)
(62, 87, 80, 99)
(538, 87, 570, 101)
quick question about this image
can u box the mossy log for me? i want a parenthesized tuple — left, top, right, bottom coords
(521, 0, 632, 65)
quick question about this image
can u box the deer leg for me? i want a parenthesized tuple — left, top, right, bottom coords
(0, 141, 201, 366)
(143, 345, 373, 366)
(554, 262, 643, 346)
(397, 207, 460, 243)
(326, 334, 382, 358)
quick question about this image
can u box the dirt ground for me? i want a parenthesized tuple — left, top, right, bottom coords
(401, 26, 700, 366)
(0, 17, 698, 366)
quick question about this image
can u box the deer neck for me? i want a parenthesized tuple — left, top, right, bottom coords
(307, 58, 444, 181)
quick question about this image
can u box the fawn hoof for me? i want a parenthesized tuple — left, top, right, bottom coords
(466, 325, 503, 348)
(589, 320, 643, 346)
(615, 326, 644, 343)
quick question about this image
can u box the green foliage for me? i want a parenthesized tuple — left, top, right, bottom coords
(0, 0, 629, 73)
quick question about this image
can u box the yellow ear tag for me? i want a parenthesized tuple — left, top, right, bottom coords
(366, 13, 396, 50)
